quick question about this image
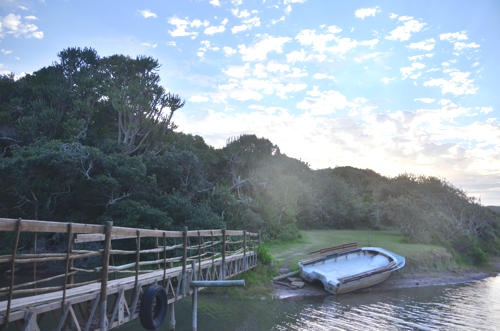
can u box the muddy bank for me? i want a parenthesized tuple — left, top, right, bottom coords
(274, 263, 500, 299)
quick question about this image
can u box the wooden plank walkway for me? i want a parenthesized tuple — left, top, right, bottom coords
(0, 218, 259, 331)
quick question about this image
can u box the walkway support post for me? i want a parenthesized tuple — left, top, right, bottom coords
(100, 221, 113, 331)
(189, 278, 245, 331)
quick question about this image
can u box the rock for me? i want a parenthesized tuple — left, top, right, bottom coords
(288, 277, 300, 282)
(291, 281, 305, 288)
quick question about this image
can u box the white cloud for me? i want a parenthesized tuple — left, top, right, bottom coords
(197, 40, 220, 57)
(480, 107, 493, 114)
(1, 49, 12, 54)
(284, 0, 307, 3)
(168, 16, 199, 38)
(386, 18, 425, 41)
(231, 16, 260, 33)
(253, 63, 267, 78)
(440, 31, 468, 42)
(223, 63, 250, 78)
(453, 42, 480, 50)
(472, 62, 479, 67)
(24, 16, 37, 20)
(407, 38, 435, 51)
(223, 46, 237, 56)
(354, 52, 382, 62)
(189, 95, 210, 102)
(424, 70, 478, 95)
(204, 18, 228, 35)
(141, 43, 158, 48)
(295, 29, 336, 53)
(297, 89, 355, 115)
(286, 49, 307, 63)
(0, 13, 43, 39)
(408, 54, 433, 61)
(232, 9, 251, 18)
(138, 10, 157, 18)
(414, 98, 435, 103)
(439, 31, 479, 50)
(354, 7, 380, 19)
(271, 16, 285, 25)
(266, 61, 289, 73)
(400, 62, 425, 79)
(18, 6, 28, 10)
(381, 77, 396, 84)
(238, 35, 292, 61)
(274, 83, 308, 98)
(286, 67, 307, 77)
(191, 19, 210, 28)
(313, 73, 334, 80)
(209, 0, 221, 6)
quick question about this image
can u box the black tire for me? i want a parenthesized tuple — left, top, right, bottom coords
(139, 285, 168, 331)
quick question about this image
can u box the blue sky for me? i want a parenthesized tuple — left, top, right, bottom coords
(1, 0, 499, 205)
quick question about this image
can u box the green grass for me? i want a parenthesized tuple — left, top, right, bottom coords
(269, 230, 457, 273)
(203, 229, 494, 299)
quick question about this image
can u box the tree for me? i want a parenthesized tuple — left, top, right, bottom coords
(100, 55, 185, 155)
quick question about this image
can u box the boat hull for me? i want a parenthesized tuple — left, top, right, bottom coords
(299, 247, 405, 295)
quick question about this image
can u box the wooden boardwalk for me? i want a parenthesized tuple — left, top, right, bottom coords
(0, 218, 259, 330)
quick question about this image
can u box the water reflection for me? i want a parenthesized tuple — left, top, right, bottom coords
(275, 277, 500, 331)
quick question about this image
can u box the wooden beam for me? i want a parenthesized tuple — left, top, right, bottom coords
(0, 218, 104, 234)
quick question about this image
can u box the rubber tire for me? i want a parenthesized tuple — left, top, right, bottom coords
(139, 285, 168, 331)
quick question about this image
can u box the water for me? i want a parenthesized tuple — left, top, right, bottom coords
(121, 275, 500, 330)
(3, 275, 500, 330)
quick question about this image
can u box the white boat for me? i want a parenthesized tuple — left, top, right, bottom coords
(298, 243, 405, 295)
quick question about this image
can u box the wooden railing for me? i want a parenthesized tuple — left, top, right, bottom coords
(0, 218, 259, 330)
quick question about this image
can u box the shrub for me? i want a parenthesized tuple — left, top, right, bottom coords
(256, 245, 274, 265)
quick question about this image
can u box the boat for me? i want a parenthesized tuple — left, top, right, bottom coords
(298, 242, 405, 295)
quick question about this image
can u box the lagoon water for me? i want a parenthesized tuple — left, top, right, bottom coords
(2, 275, 499, 330)
(120, 275, 500, 330)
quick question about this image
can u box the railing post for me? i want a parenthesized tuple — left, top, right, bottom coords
(33, 232, 37, 295)
(191, 261, 198, 331)
(155, 228, 160, 270)
(182, 226, 188, 297)
(100, 221, 113, 331)
(4, 218, 22, 330)
(134, 230, 141, 295)
(163, 231, 167, 287)
(221, 228, 226, 280)
(243, 230, 247, 270)
(62, 223, 73, 313)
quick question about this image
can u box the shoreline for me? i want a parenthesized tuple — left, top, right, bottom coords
(273, 263, 500, 299)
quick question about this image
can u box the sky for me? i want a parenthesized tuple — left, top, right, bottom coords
(1, 0, 499, 205)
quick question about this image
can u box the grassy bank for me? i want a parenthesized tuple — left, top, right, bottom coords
(269, 230, 457, 273)
(207, 230, 473, 299)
